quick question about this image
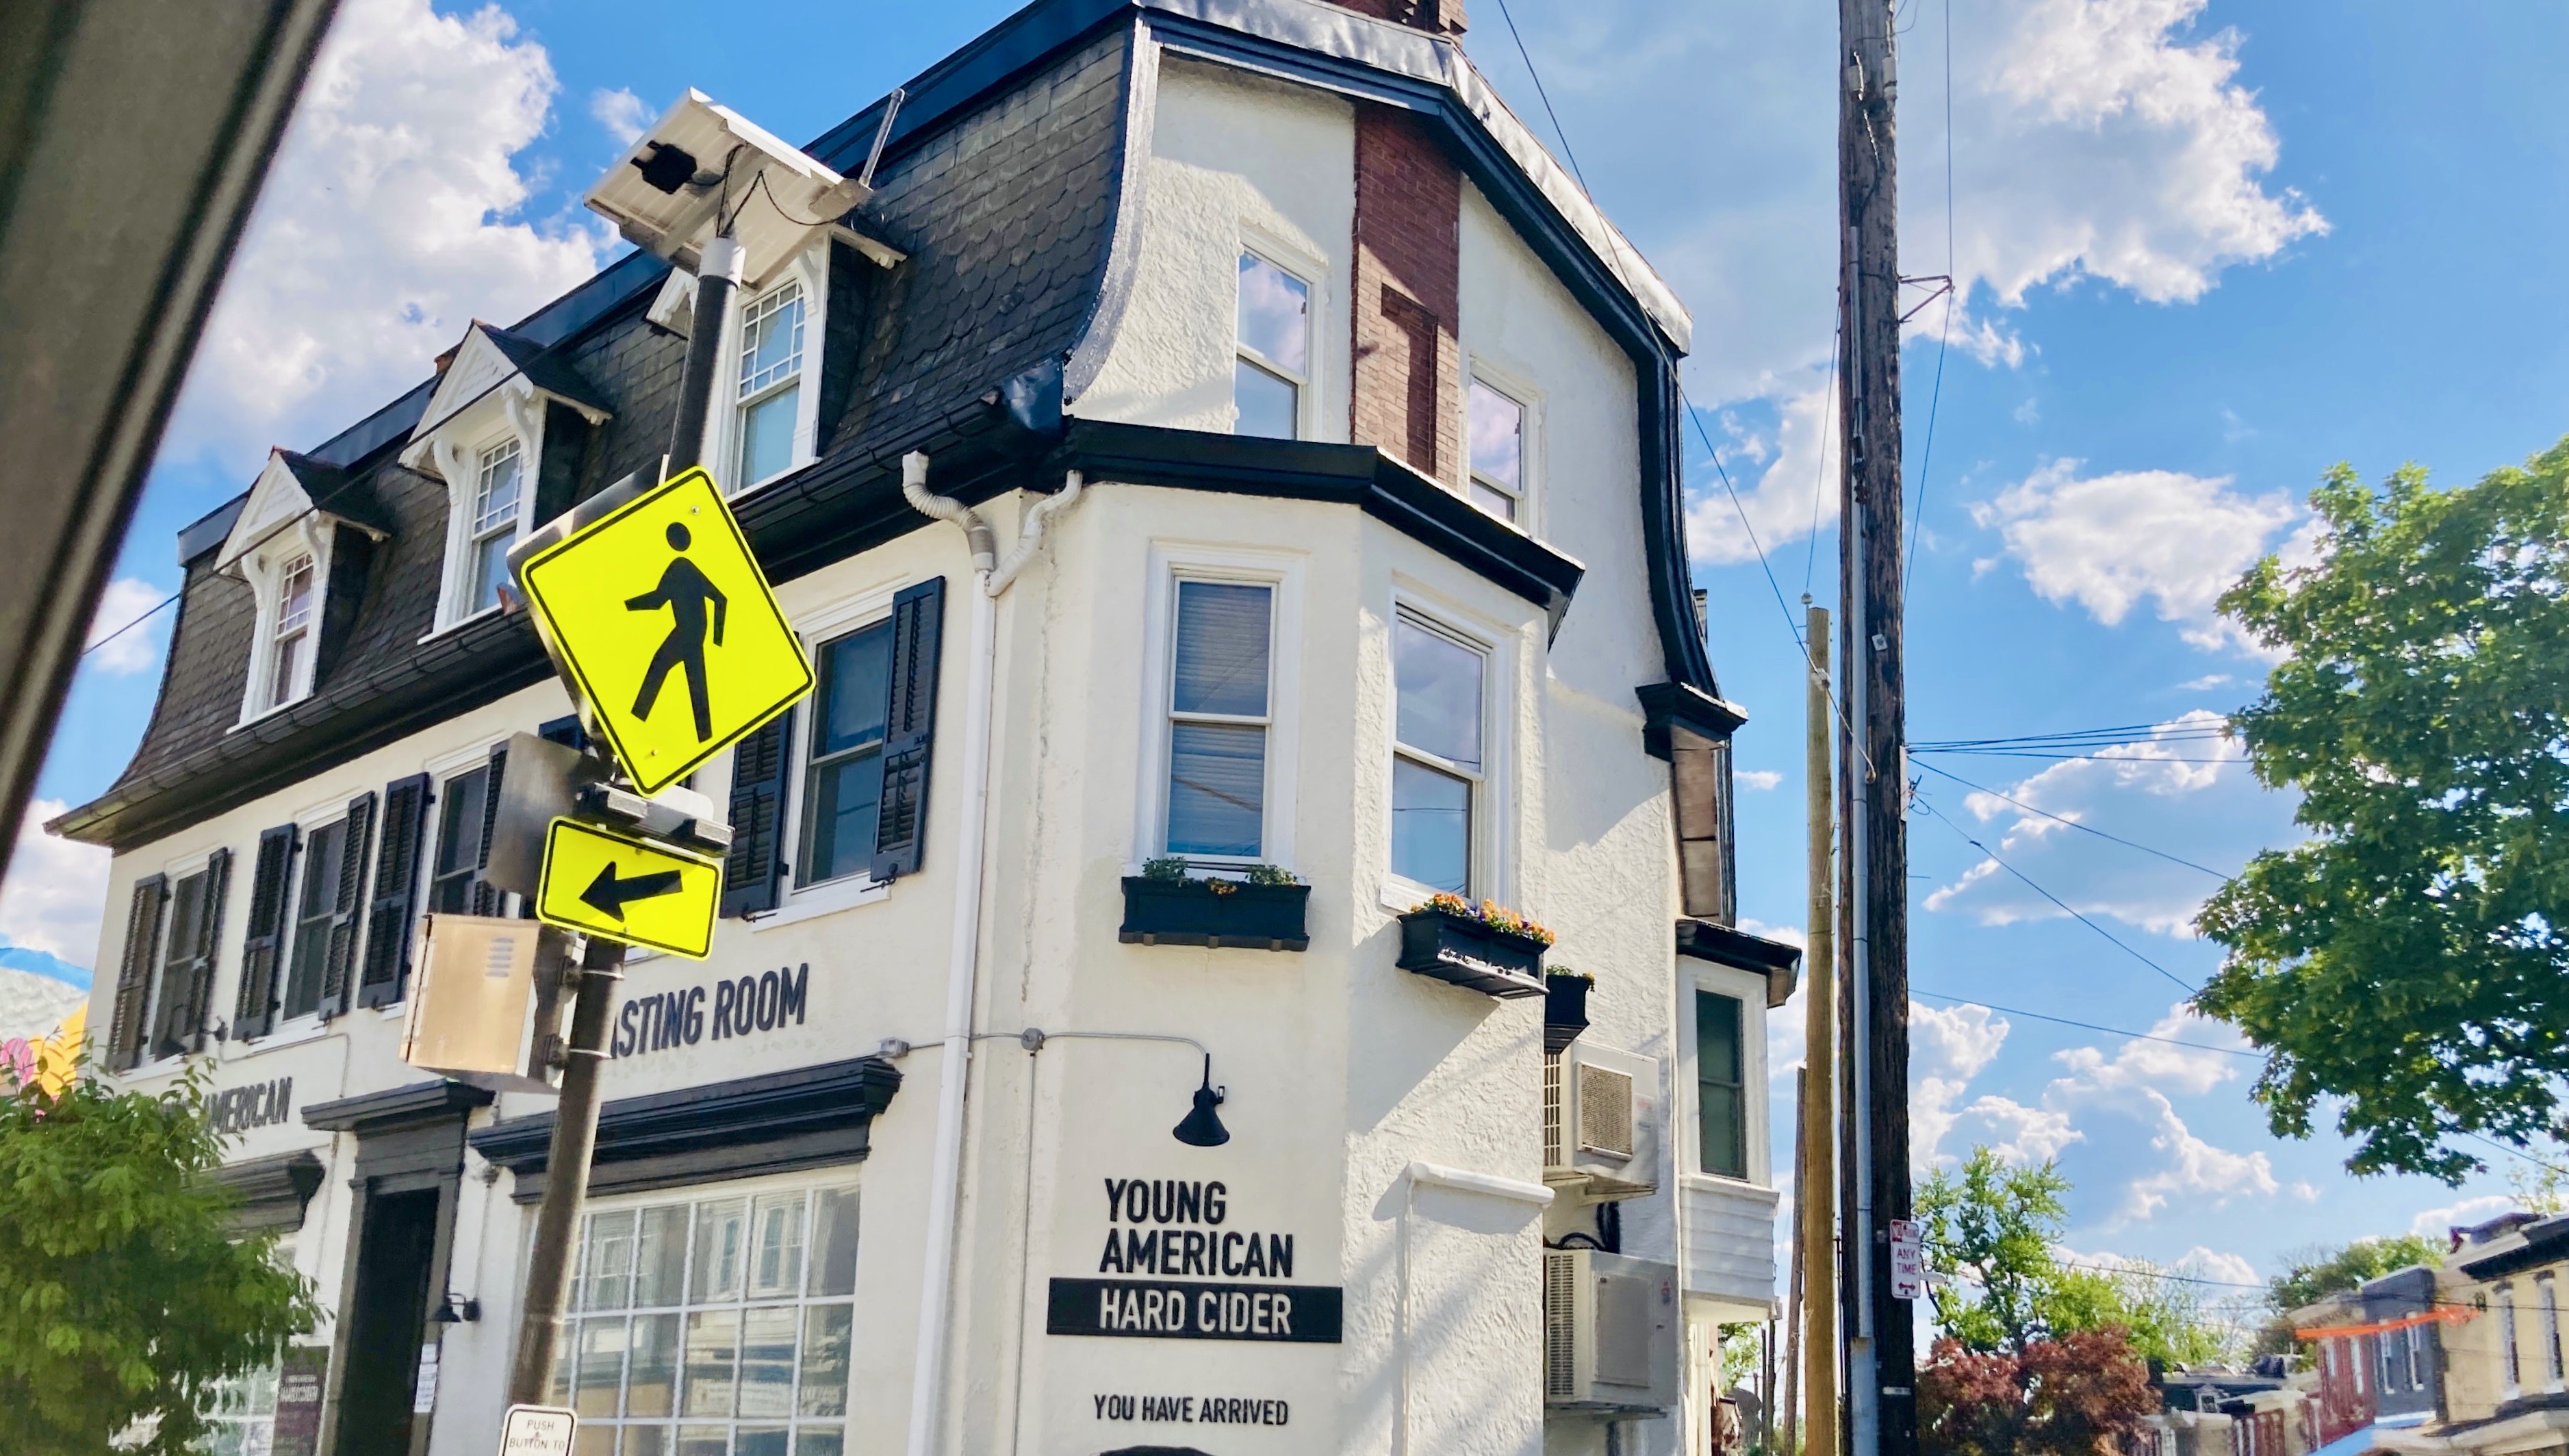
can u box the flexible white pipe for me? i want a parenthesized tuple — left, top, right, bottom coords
(899, 453, 1084, 1456)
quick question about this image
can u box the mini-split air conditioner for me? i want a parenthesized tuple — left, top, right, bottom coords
(1544, 1248, 1681, 1409)
(1543, 1039, 1661, 1202)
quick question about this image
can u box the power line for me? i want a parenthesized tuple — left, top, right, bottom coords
(1910, 760, 2229, 879)
(1912, 792, 2199, 995)
(1913, 721, 2233, 752)
(1905, 0, 1956, 583)
(1910, 988, 2253, 1058)
(83, 590, 180, 659)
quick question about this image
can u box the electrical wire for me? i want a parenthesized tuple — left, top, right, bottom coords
(1910, 988, 2253, 1058)
(1910, 760, 2229, 879)
(1912, 792, 2199, 994)
(1904, 0, 1956, 583)
(1804, 324, 1841, 600)
(81, 591, 181, 659)
(1913, 720, 2234, 752)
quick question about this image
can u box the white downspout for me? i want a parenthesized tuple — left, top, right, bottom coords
(900, 455, 1083, 1456)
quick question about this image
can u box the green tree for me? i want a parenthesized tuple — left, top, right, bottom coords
(1916, 1147, 2072, 1353)
(0, 1060, 316, 1454)
(2266, 1235, 2444, 1315)
(2198, 444, 2569, 1182)
(2047, 1263, 2242, 1369)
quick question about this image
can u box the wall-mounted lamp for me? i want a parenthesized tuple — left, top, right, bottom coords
(1173, 1056, 1229, 1148)
(429, 1292, 481, 1325)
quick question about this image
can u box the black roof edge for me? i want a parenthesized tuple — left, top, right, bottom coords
(301, 1077, 493, 1132)
(809, 0, 1129, 173)
(177, 495, 251, 567)
(1637, 680, 1747, 759)
(2457, 1216, 2569, 1279)
(1676, 918, 1801, 1008)
(1060, 417, 1585, 626)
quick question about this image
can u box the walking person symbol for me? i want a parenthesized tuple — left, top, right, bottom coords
(627, 522, 728, 742)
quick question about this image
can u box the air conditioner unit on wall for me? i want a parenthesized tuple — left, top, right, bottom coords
(1544, 1249, 1681, 1410)
(1544, 1040, 1661, 1202)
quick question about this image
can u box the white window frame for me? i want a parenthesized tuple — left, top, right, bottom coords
(541, 1169, 864, 1451)
(1380, 590, 1508, 909)
(424, 383, 544, 633)
(1130, 544, 1305, 876)
(266, 794, 361, 1040)
(743, 583, 906, 932)
(1678, 960, 1771, 1190)
(706, 250, 828, 498)
(235, 516, 335, 724)
(1463, 359, 1542, 533)
(1231, 233, 1323, 444)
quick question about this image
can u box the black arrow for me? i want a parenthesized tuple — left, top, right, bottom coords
(580, 862, 685, 920)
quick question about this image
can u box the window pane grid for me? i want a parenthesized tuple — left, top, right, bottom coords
(475, 440, 524, 536)
(554, 1185, 858, 1452)
(739, 284, 806, 400)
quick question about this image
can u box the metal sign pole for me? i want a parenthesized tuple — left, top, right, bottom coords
(504, 934, 628, 1407)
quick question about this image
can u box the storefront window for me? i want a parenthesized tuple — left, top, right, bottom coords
(552, 1184, 859, 1455)
(199, 1363, 281, 1455)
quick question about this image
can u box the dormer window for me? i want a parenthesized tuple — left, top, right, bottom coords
(400, 321, 612, 630)
(268, 555, 315, 711)
(469, 437, 526, 615)
(738, 281, 806, 488)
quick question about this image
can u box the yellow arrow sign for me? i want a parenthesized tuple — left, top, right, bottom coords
(517, 468, 813, 795)
(535, 818, 722, 959)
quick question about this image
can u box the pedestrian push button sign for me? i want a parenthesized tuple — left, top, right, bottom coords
(516, 468, 813, 795)
(535, 817, 723, 960)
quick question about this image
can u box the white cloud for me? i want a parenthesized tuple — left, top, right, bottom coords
(81, 577, 172, 676)
(0, 802, 112, 966)
(164, 0, 608, 472)
(591, 87, 650, 148)
(1924, 711, 2272, 934)
(2049, 1001, 2246, 1098)
(1971, 459, 2301, 651)
(2410, 1195, 2518, 1242)
(1960, 1095, 2084, 1164)
(1913, 1000, 2012, 1166)
(2114, 1087, 2279, 1222)
(1686, 381, 1839, 565)
(1737, 769, 1784, 791)
(2177, 673, 2234, 691)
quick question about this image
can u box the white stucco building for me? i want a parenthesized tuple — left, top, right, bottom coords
(59, 3, 1795, 1454)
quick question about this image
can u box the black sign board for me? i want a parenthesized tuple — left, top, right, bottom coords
(1048, 1277, 1341, 1343)
(270, 1345, 329, 1456)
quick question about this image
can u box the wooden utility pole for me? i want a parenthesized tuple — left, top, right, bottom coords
(1802, 604, 1840, 1456)
(1836, 0, 1914, 1450)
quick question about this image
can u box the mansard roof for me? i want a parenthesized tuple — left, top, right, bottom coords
(57, 0, 1715, 850)
(214, 448, 395, 571)
(409, 321, 615, 448)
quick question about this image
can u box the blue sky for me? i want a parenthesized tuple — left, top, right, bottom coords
(8, 0, 2562, 1309)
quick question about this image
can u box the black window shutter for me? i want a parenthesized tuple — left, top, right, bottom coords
(317, 791, 376, 1019)
(178, 847, 231, 1053)
(871, 576, 946, 883)
(470, 741, 509, 917)
(108, 875, 167, 1071)
(721, 707, 794, 917)
(357, 774, 431, 1008)
(232, 826, 298, 1041)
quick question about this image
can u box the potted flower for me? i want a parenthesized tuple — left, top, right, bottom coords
(1120, 858, 1310, 951)
(1544, 969, 1592, 1053)
(1396, 893, 1553, 999)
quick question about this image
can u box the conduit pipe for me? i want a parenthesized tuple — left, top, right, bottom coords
(899, 455, 1084, 1456)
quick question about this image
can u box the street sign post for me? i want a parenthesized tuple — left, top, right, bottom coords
(514, 467, 811, 795)
(535, 817, 723, 960)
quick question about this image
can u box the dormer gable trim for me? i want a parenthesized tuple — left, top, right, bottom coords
(214, 449, 390, 574)
(403, 322, 611, 454)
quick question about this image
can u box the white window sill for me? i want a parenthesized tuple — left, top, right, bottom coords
(418, 604, 504, 643)
(748, 876, 889, 932)
(1679, 1171, 1780, 1202)
(229, 1019, 332, 1056)
(231, 694, 314, 732)
(376, 1002, 407, 1018)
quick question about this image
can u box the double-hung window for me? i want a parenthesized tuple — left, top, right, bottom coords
(800, 622, 893, 886)
(268, 554, 316, 711)
(1390, 614, 1484, 894)
(431, 763, 493, 915)
(281, 818, 348, 1021)
(1466, 380, 1525, 522)
(1164, 581, 1275, 858)
(144, 866, 214, 1063)
(1696, 988, 1748, 1178)
(1234, 253, 1309, 441)
(2546, 1276, 2565, 1387)
(468, 438, 524, 615)
(553, 1184, 861, 1455)
(2503, 1286, 2522, 1393)
(737, 282, 806, 489)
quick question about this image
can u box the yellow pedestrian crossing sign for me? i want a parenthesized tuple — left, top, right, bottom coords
(535, 817, 722, 959)
(516, 468, 813, 795)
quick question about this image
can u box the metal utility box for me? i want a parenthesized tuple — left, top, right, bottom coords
(1544, 1249, 1682, 1411)
(399, 914, 567, 1093)
(1544, 1039, 1663, 1202)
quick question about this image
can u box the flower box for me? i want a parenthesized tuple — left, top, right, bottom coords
(1119, 878, 1310, 951)
(1396, 908, 1548, 999)
(1544, 974, 1592, 1053)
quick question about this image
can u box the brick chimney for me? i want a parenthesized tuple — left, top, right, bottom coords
(1351, 107, 1461, 484)
(1328, 0, 1466, 37)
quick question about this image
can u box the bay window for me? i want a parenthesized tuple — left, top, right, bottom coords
(1164, 580, 1274, 858)
(1390, 613, 1483, 895)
